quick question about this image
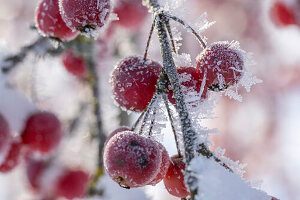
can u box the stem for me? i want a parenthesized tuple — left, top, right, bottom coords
(148, 105, 157, 137)
(131, 110, 146, 131)
(162, 94, 182, 157)
(144, 16, 157, 61)
(165, 13, 207, 49)
(138, 93, 157, 135)
(165, 19, 177, 53)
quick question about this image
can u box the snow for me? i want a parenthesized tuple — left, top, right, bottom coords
(189, 156, 272, 200)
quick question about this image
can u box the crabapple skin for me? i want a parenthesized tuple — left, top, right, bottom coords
(167, 67, 208, 105)
(196, 41, 244, 91)
(148, 142, 170, 185)
(111, 56, 162, 112)
(270, 1, 297, 27)
(103, 131, 162, 188)
(55, 169, 89, 199)
(59, 0, 111, 31)
(35, 0, 79, 41)
(61, 50, 86, 77)
(114, 0, 148, 29)
(21, 112, 63, 154)
(104, 126, 131, 147)
(0, 140, 22, 173)
(0, 113, 11, 159)
(163, 155, 190, 198)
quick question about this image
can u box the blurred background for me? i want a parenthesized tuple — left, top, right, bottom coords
(0, 0, 300, 199)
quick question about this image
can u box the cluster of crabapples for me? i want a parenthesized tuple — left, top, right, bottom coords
(104, 40, 245, 198)
(0, 112, 89, 199)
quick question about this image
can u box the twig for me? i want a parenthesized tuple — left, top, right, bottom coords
(144, 16, 157, 61)
(165, 13, 207, 49)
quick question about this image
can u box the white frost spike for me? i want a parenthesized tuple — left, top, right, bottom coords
(172, 53, 192, 67)
(189, 156, 272, 200)
(239, 71, 263, 92)
(193, 12, 216, 33)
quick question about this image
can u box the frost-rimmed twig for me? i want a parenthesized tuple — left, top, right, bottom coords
(1, 36, 63, 73)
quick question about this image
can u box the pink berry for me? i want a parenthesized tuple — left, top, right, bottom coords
(167, 67, 208, 105)
(0, 113, 11, 159)
(35, 0, 79, 41)
(196, 41, 244, 91)
(0, 140, 22, 173)
(163, 155, 189, 198)
(148, 142, 170, 185)
(114, 0, 148, 29)
(55, 168, 89, 199)
(21, 112, 63, 154)
(110, 56, 162, 112)
(271, 197, 279, 200)
(104, 126, 131, 147)
(26, 157, 47, 191)
(59, 0, 111, 31)
(270, 1, 297, 27)
(103, 131, 162, 188)
(61, 50, 86, 77)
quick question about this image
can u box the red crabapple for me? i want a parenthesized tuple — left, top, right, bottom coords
(271, 197, 279, 200)
(270, 1, 297, 27)
(26, 158, 47, 191)
(114, 0, 148, 29)
(104, 126, 130, 147)
(21, 112, 63, 154)
(0, 113, 11, 159)
(61, 50, 86, 77)
(0, 140, 22, 173)
(148, 142, 170, 185)
(55, 168, 89, 199)
(103, 131, 162, 188)
(196, 41, 244, 91)
(35, 0, 79, 41)
(167, 67, 208, 105)
(163, 155, 189, 198)
(59, 0, 111, 32)
(111, 56, 162, 112)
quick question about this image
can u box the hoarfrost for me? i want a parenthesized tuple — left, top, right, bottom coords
(172, 53, 191, 67)
(189, 156, 272, 200)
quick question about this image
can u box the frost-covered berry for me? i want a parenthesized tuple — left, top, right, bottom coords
(103, 131, 162, 188)
(168, 67, 208, 105)
(196, 41, 244, 91)
(0, 113, 11, 160)
(0, 140, 22, 173)
(55, 168, 89, 199)
(111, 56, 162, 112)
(35, 0, 79, 41)
(114, 0, 148, 29)
(163, 155, 189, 198)
(26, 157, 47, 191)
(270, 1, 297, 26)
(59, 0, 111, 32)
(21, 112, 63, 154)
(61, 50, 86, 77)
(148, 142, 169, 185)
(271, 197, 279, 200)
(104, 126, 130, 147)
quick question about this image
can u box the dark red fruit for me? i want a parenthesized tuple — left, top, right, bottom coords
(104, 126, 130, 147)
(55, 168, 89, 199)
(114, 0, 148, 29)
(59, 0, 111, 31)
(196, 41, 244, 91)
(0, 113, 11, 158)
(163, 155, 189, 198)
(167, 67, 208, 105)
(35, 0, 79, 41)
(21, 112, 63, 154)
(111, 56, 162, 112)
(270, 1, 297, 26)
(0, 140, 22, 173)
(26, 158, 47, 191)
(103, 131, 162, 188)
(148, 142, 169, 185)
(61, 50, 86, 77)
